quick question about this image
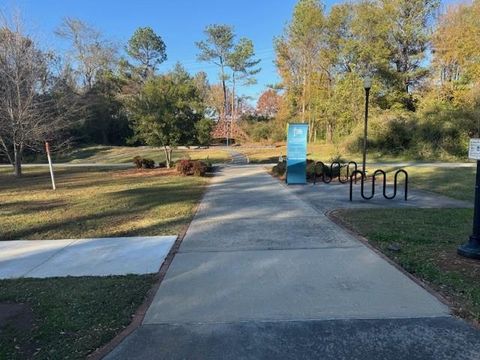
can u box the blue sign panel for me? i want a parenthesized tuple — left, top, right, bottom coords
(286, 123, 308, 184)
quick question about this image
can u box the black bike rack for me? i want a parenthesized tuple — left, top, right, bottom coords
(349, 169, 408, 201)
(313, 161, 358, 184)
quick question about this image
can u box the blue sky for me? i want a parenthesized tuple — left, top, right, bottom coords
(4, 0, 460, 102)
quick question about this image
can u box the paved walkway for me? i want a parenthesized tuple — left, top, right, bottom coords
(0, 236, 175, 278)
(223, 147, 249, 164)
(107, 166, 480, 360)
(289, 182, 471, 212)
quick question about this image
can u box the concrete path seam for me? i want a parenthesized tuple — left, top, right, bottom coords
(21, 239, 78, 278)
(178, 244, 364, 254)
(139, 314, 455, 327)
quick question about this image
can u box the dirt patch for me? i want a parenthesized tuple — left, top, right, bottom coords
(431, 249, 480, 322)
(435, 248, 480, 276)
(0, 302, 37, 357)
(0, 303, 34, 332)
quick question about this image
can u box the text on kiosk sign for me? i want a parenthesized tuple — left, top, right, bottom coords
(469, 138, 480, 160)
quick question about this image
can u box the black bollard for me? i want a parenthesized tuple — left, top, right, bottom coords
(458, 160, 480, 259)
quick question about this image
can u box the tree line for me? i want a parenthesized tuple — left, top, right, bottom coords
(1, 0, 479, 176)
(0, 16, 262, 175)
(271, 0, 480, 159)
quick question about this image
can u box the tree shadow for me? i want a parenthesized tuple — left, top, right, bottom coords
(0, 200, 66, 216)
(1, 183, 203, 240)
(53, 146, 114, 162)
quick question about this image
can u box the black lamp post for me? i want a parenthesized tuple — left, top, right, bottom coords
(362, 76, 372, 174)
(458, 158, 480, 259)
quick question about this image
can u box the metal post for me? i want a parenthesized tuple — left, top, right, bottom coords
(458, 160, 480, 259)
(226, 120, 230, 147)
(362, 87, 370, 174)
(45, 142, 56, 190)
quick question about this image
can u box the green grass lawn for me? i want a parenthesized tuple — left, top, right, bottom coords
(404, 166, 475, 202)
(336, 166, 480, 323)
(46, 145, 231, 164)
(0, 166, 207, 240)
(0, 275, 155, 359)
(0, 166, 208, 358)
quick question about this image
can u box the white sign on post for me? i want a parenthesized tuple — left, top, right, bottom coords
(469, 138, 480, 160)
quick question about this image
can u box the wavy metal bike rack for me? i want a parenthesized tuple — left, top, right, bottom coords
(313, 161, 358, 184)
(349, 169, 408, 201)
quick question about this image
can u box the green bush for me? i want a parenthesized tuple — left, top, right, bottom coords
(142, 158, 155, 169)
(251, 122, 272, 142)
(133, 156, 155, 169)
(204, 157, 214, 172)
(272, 161, 286, 177)
(343, 103, 475, 160)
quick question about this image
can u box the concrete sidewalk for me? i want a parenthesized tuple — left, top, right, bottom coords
(0, 236, 176, 278)
(106, 166, 480, 360)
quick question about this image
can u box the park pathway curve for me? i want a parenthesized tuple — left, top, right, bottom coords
(223, 147, 249, 165)
(106, 165, 480, 360)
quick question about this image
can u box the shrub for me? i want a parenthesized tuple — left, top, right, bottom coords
(193, 161, 207, 177)
(272, 161, 286, 177)
(142, 158, 155, 169)
(306, 159, 316, 179)
(204, 157, 214, 172)
(329, 154, 348, 164)
(133, 156, 143, 169)
(306, 160, 343, 180)
(133, 156, 155, 169)
(251, 122, 272, 142)
(344, 110, 415, 156)
(176, 159, 192, 175)
(176, 159, 208, 176)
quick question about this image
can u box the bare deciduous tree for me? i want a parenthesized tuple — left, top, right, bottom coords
(0, 20, 79, 176)
(56, 17, 117, 91)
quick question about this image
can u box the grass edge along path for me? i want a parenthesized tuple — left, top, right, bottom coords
(330, 166, 479, 325)
(331, 208, 480, 326)
(0, 166, 210, 359)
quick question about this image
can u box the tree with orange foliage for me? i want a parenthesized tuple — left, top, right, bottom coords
(256, 89, 281, 118)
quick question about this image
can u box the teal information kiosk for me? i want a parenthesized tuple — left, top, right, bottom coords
(286, 123, 308, 184)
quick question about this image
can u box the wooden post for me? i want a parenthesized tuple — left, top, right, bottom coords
(45, 142, 56, 190)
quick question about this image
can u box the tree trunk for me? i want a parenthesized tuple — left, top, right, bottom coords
(14, 145, 22, 177)
(163, 146, 172, 169)
(220, 60, 228, 120)
(326, 123, 333, 144)
(230, 73, 236, 146)
(231, 73, 236, 123)
(301, 73, 307, 122)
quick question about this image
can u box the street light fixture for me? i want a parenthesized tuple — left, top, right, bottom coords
(362, 76, 372, 174)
